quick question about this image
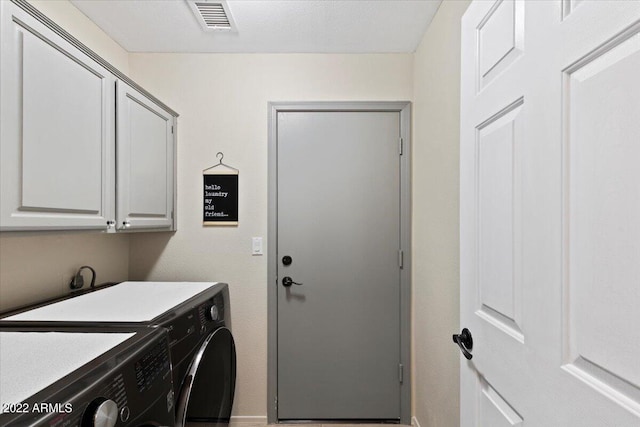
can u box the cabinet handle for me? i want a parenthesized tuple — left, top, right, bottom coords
(122, 220, 131, 229)
(106, 220, 116, 229)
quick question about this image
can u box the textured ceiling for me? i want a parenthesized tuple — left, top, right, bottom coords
(69, 0, 443, 53)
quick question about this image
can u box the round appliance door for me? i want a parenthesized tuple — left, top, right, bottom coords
(176, 327, 236, 427)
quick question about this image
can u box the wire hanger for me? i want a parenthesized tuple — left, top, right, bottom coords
(204, 152, 239, 172)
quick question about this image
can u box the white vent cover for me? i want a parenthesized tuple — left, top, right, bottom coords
(187, 0, 236, 32)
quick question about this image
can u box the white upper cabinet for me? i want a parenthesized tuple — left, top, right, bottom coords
(0, 1, 177, 233)
(116, 81, 175, 231)
(0, 1, 115, 231)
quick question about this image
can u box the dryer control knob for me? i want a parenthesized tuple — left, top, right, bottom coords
(208, 305, 220, 322)
(91, 399, 118, 427)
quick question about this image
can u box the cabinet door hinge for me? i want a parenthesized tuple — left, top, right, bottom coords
(398, 250, 404, 269)
(399, 364, 404, 383)
(399, 137, 404, 155)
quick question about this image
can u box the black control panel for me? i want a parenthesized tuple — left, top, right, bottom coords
(134, 338, 171, 393)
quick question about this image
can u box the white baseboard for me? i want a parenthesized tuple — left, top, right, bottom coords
(230, 415, 269, 426)
(411, 416, 421, 427)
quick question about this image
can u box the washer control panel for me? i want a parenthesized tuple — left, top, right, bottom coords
(134, 338, 171, 393)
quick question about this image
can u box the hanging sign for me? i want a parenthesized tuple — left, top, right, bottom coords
(203, 153, 239, 226)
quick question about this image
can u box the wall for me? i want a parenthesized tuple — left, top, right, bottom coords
(411, 1, 470, 426)
(0, 0, 131, 311)
(27, 0, 129, 72)
(127, 53, 414, 419)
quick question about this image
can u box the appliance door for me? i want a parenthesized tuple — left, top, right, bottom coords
(176, 327, 236, 427)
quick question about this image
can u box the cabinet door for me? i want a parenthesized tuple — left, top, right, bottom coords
(0, 2, 115, 231)
(116, 80, 175, 231)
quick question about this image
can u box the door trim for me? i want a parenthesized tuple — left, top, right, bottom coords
(267, 101, 412, 424)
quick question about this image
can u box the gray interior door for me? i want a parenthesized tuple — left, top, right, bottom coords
(276, 110, 402, 420)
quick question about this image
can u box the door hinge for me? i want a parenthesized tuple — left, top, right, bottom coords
(399, 363, 404, 383)
(274, 396, 278, 411)
(398, 250, 404, 269)
(399, 137, 404, 155)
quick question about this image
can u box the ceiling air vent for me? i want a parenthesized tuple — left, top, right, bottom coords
(187, 0, 236, 32)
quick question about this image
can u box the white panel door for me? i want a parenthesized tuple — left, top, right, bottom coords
(460, 0, 640, 425)
(116, 80, 175, 231)
(0, 1, 115, 231)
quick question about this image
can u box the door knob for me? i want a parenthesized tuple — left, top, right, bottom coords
(282, 276, 303, 287)
(282, 255, 293, 266)
(452, 328, 473, 360)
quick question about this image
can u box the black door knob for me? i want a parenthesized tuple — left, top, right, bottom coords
(452, 328, 473, 360)
(282, 276, 303, 287)
(282, 255, 293, 266)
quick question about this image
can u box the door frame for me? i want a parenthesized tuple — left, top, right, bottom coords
(267, 101, 412, 424)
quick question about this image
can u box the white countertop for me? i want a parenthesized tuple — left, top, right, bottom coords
(0, 331, 134, 412)
(4, 281, 219, 322)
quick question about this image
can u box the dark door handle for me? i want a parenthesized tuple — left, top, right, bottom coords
(452, 328, 473, 360)
(282, 276, 303, 287)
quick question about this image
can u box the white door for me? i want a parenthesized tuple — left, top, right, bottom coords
(116, 80, 175, 231)
(460, 1, 640, 425)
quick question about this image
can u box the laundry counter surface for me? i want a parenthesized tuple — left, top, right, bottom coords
(4, 281, 220, 322)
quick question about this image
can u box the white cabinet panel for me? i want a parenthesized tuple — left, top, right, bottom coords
(116, 81, 175, 231)
(0, 2, 115, 230)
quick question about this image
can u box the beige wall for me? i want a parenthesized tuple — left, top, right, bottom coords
(126, 53, 414, 418)
(0, 0, 131, 311)
(412, 1, 470, 426)
(27, 0, 129, 72)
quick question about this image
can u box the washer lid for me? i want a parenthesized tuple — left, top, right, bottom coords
(4, 281, 219, 322)
(0, 331, 134, 411)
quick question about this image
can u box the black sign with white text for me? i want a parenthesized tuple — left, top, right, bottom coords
(203, 173, 238, 225)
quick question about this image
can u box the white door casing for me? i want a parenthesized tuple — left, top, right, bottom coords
(460, 1, 640, 425)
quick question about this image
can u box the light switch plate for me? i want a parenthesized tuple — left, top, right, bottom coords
(252, 237, 263, 256)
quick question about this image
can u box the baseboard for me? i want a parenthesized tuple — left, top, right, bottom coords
(411, 416, 421, 427)
(230, 415, 269, 426)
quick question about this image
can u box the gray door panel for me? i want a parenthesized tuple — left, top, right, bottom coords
(277, 111, 401, 420)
